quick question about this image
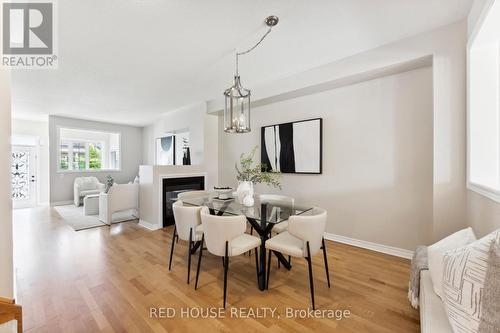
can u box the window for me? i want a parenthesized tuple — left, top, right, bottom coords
(467, 1, 500, 202)
(58, 128, 121, 172)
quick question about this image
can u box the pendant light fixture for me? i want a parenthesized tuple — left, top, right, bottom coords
(224, 15, 279, 133)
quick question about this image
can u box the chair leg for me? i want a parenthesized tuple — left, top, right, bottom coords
(322, 238, 331, 288)
(195, 234, 204, 290)
(266, 250, 272, 290)
(168, 226, 176, 270)
(221, 257, 225, 266)
(187, 228, 193, 284)
(223, 241, 229, 308)
(254, 248, 259, 283)
(248, 227, 254, 256)
(306, 241, 316, 310)
(289, 256, 291, 265)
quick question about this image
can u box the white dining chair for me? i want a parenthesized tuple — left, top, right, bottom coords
(265, 207, 330, 310)
(177, 190, 209, 200)
(252, 194, 295, 263)
(195, 207, 261, 308)
(169, 200, 204, 284)
(259, 194, 295, 234)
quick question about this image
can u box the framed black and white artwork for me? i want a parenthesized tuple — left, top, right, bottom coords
(261, 118, 322, 174)
(155, 130, 191, 166)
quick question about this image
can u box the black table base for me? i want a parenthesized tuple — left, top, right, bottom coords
(205, 201, 293, 291)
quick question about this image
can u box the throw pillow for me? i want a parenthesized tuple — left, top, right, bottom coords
(478, 237, 500, 332)
(428, 227, 477, 298)
(442, 230, 499, 333)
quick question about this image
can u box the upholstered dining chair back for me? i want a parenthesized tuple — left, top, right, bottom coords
(172, 200, 203, 241)
(177, 190, 208, 200)
(287, 207, 327, 257)
(259, 194, 295, 204)
(200, 207, 247, 256)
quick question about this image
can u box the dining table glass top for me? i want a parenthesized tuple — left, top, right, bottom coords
(180, 194, 314, 224)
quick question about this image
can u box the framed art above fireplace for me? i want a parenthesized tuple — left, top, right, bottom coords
(261, 118, 322, 174)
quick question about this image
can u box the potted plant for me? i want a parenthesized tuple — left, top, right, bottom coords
(105, 175, 114, 193)
(235, 146, 281, 206)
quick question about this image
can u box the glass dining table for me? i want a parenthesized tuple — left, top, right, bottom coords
(181, 193, 314, 291)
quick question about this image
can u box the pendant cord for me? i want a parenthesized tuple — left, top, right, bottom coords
(235, 27, 273, 77)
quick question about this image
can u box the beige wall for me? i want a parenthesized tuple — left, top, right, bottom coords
(215, 21, 468, 250)
(12, 119, 50, 205)
(142, 103, 206, 166)
(219, 67, 433, 250)
(0, 69, 14, 298)
(49, 116, 143, 204)
(142, 102, 219, 189)
(467, 191, 500, 237)
(212, 20, 468, 246)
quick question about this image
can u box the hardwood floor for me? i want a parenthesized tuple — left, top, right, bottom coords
(13, 207, 419, 332)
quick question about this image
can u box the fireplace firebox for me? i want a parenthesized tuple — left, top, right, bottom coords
(162, 176, 205, 227)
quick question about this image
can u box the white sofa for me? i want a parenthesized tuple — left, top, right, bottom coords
(74, 177, 105, 206)
(419, 270, 453, 333)
(99, 183, 139, 225)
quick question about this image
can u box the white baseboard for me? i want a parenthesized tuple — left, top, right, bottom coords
(324, 233, 414, 259)
(138, 219, 160, 231)
(50, 200, 73, 207)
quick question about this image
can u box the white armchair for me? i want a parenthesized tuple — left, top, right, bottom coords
(99, 183, 139, 225)
(74, 177, 105, 206)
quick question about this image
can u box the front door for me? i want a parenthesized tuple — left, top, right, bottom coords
(11, 146, 37, 209)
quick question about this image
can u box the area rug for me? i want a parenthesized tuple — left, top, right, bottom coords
(54, 205, 137, 231)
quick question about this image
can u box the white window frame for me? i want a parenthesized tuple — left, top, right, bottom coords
(56, 126, 122, 173)
(467, 0, 500, 203)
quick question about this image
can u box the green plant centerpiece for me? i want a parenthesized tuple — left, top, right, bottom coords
(235, 146, 281, 206)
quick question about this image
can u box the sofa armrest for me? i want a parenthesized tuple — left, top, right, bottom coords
(74, 183, 81, 206)
(99, 193, 111, 225)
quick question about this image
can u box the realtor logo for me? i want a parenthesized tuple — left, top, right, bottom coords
(1, 1, 57, 68)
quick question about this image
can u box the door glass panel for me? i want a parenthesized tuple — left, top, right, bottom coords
(11, 151, 30, 200)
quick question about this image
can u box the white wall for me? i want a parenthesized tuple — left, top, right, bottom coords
(0, 69, 14, 298)
(213, 20, 468, 247)
(49, 116, 143, 204)
(219, 67, 433, 250)
(142, 101, 219, 186)
(11, 119, 50, 205)
(142, 103, 206, 165)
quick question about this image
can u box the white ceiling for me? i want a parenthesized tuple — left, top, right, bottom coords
(11, 0, 473, 126)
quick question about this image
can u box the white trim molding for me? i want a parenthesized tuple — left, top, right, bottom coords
(324, 233, 414, 259)
(50, 200, 74, 207)
(138, 219, 160, 231)
(467, 182, 500, 205)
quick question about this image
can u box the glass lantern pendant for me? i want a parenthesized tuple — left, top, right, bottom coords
(224, 76, 251, 133)
(223, 15, 278, 134)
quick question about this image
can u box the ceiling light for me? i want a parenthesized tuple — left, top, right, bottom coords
(223, 16, 279, 133)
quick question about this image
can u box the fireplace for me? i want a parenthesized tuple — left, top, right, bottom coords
(162, 176, 205, 227)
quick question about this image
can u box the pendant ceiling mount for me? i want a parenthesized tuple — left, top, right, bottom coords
(265, 16, 279, 27)
(223, 16, 279, 134)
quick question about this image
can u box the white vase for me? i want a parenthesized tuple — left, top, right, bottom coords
(236, 181, 254, 204)
(243, 194, 254, 207)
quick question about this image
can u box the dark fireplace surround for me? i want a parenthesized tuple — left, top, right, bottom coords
(162, 176, 205, 227)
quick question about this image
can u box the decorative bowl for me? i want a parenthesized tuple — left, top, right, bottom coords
(214, 186, 233, 200)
